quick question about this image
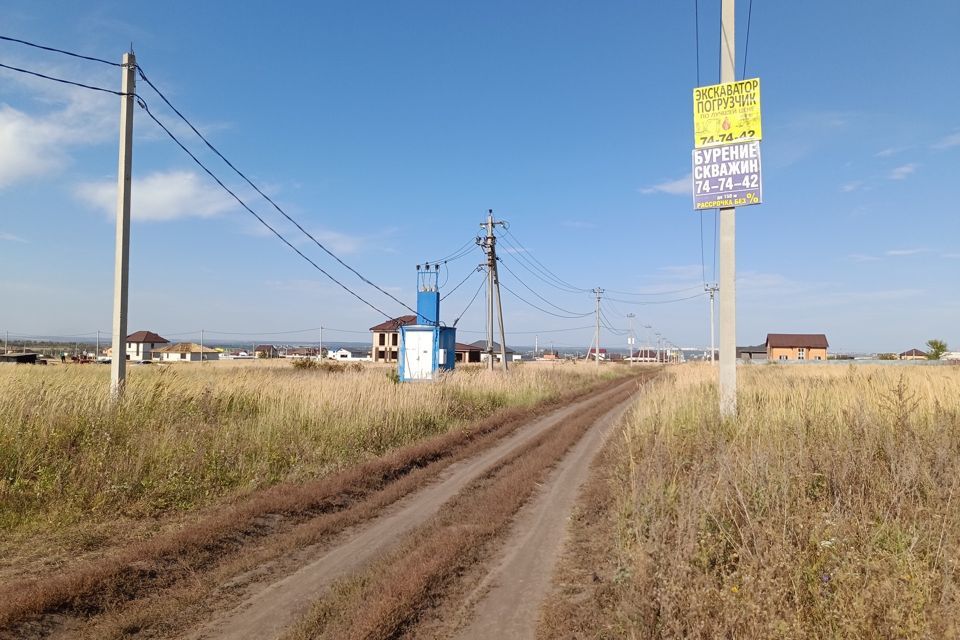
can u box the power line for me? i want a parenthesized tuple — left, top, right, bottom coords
(0, 34, 120, 67)
(500, 228, 590, 293)
(0, 60, 128, 96)
(135, 98, 398, 320)
(452, 274, 487, 327)
(441, 265, 483, 301)
(135, 66, 416, 316)
(424, 237, 478, 265)
(499, 281, 593, 319)
(457, 325, 594, 335)
(497, 258, 593, 317)
(743, 0, 755, 79)
(604, 284, 703, 296)
(606, 291, 707, 305)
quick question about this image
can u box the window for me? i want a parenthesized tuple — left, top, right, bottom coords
(180, 353, 186, 360)
(815, 356, 822, 361)
(392, 333, 398, 346)
(779, 355, 787, 361)
(377, 350, 386, 360)
(379, 333, 386, 346)
(798, 348, 806, 360)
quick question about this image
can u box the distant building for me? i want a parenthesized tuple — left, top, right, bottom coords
(0, 352, 40, 364)
(329, 348, 370, 361)
(154, 342, 220, 362)
(125, 330, 169, 362)
(585, 347, 608, 361)
(455, 342, 482, 363)
(737, 344, 768, 361)
(899, 348, 927, 361)
(765, 334, 828, 361)
(254, 344, 279, 358)
(370, 315, 417, 363)
(469, 340, 520, 363)
(538, 348, 560, 361)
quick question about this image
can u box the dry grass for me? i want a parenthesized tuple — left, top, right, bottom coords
(0, 361, 617, 536)
(592, 364, 960, 638)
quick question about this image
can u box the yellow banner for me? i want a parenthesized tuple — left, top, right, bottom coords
(693, 78, 762, 148)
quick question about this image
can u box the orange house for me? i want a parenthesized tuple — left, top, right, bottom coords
(765, 333, 828, 361)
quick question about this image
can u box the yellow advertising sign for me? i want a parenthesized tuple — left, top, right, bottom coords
(693, 78, 762, 148)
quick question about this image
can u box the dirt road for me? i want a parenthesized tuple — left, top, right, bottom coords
(1, 372, 647, 640)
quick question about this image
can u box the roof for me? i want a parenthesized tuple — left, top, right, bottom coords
(455, 342, 482, 352)
(467, 340, 516, 354)
(369, 315, 418, 332)
(737, 344, 767, 354)
(900, 348, 927, 357)
(254, 344, 277, 351)
(155, 342, 218, 354)
(586, 347, 608, 354)
(765, 333, 829, 349)
(126, 330, 169, 344)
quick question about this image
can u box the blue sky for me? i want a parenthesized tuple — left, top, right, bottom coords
(1, 0, 958, 352)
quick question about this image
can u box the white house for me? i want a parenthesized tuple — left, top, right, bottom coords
(125, 330, 169, 361)
(328, 348, 371, 362)
(154, 342, 220, 362)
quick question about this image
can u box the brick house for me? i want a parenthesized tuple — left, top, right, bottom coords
(369, 315, 417, 363)
(765, 333, 828, 361)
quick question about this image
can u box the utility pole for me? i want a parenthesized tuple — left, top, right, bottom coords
(718, 0, 737, 417)
(200, 329, 204, 362)
(110, 50, 135, 399)
(480, 210, 508, 371)
(4, 330, 7, 354)
(96, 329, 100, 358)
(591, 288, 604, 369)
(534, 334, 538, 360)
(627, 313, 636, 366)
(705, 283, 718, 364)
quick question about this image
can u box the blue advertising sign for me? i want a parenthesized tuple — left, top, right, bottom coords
(691, 140, 762, 210)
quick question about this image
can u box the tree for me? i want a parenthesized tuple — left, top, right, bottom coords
(925, 339, 948, 360)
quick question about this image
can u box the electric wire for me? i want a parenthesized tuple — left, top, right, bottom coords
(424, 237, 477, 265)
(453, 273, 487, 327)
(499, 282, 593, 320)
(497, 258, 593, 317)
(743, 0, 754, 79)
(0, 61, 128, 96)
(0, 34, 121, 66)
(501, 229, 590, 293)
(497, 236, 584, 295)
(441, 266, 483, 301)
(135, 97, 397, 320)
(135, 66, 417, 316)
(606, 291, 708, 305)
(604, 284, 703, 296)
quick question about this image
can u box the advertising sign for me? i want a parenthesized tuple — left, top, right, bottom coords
(692, 140, 762, 210)
(693, 78, 762, 148)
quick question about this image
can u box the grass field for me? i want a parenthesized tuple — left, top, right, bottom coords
(0, 360, 620, 539)
(607, 364, 960, 638)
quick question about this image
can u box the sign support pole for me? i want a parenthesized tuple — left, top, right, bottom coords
(718, 0, 737, 418)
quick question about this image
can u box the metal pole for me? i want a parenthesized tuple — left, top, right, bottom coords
(110, 51, 135, 399)
(4, 330, 7, 354)
(718, 0, 737, 417)
(627, 313, 635, 366)
(96, 329, 100, 358)
(706, 284, 718, 364)
(592, 288, 603, 369)
(200, 328, 204, 362)
(485, 211, 495, 371)
(494, 260, 508, 372)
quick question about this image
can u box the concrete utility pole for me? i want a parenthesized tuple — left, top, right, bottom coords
(627, 313, 636, 366)
(591, 288, 604, 369)
(705, 283, 718, 364)
(110, 51, 135, 399)
(718, 0, 737, 418)
(200, 329, 205, 362)
(480, 210, 508, 372)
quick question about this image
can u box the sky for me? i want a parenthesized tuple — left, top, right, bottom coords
(1, 0, 958, 353)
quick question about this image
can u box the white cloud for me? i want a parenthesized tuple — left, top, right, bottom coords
(0, 231, 26, 243)
(875, 147, 900, 157)
(640, 174, 691, 196)
(933, 132, 960, 150)
(885, 248, 928, 257)
(888, 163, 917, 180)
(307, 228, 365, 255)
(74, 170, 237, 221)
(840, 181, 863, 192)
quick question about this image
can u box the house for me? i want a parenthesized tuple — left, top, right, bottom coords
(468, 340, 521, 362)
(286, 347, 322, 358)
(455, 342, 483, 363)
(899, 348, 927, 361)
(765, 334, 829, 361)
(154, 342, 220, 362)
(630, 348, 661, 363)
(370, 315, 417, 363)
(254, 344, 279, 359)
(585, 347, 608, 361)
(0, 352, 40, 364)
(329, 348, 371, 361)
(539, 348, 560, 361)
(737, 344, 768, 361)
(125, 330, 169, 361)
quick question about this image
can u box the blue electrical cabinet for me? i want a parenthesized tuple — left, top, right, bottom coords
(398, 266, 456, 382)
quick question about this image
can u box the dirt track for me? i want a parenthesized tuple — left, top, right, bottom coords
(192, 379, 637, 639)
(2, 372, 647, 640)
